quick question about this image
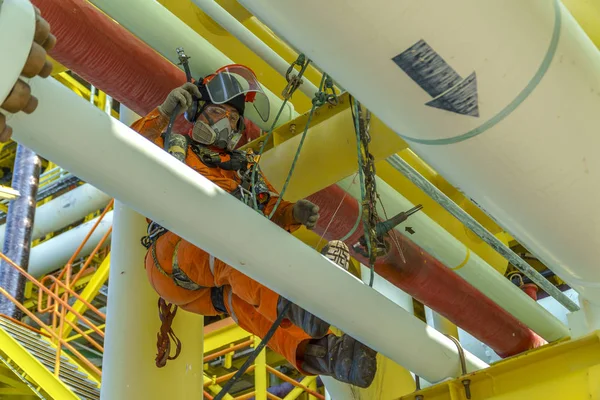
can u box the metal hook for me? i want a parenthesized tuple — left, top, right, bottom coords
(444, 334, 472, 399)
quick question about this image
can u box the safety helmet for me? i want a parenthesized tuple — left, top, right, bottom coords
(185, 64, 270, 125)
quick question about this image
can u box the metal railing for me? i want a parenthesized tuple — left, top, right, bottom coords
(0, 200, 113, 379)
(203, 336, 325, 400)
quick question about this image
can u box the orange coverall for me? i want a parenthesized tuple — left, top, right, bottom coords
(131, 109, 312, 371)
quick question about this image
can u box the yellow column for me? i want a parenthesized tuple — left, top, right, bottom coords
(307, 377, 318, 400)
(254, 336, 267, 400)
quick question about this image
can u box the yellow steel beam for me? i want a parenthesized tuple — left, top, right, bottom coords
(55, 72, 92, 101)
(65, 324, 106, 343)
(204, 318, 252, 354)
(405, 332, 600, 400)
(0, 185, 20, 201)
(563, 0, 600, 49)
(62, 254, 110, 338)
(0, 387, 35, 396)
(0, 366, 32, 390)
(0, 329, 78, 400)
(158, 0, 313, 111)
(251, 93, 407, 201)
(254, 336, 267, 400)
(49, 57, 68, 76)
(283, 376, 317, 400)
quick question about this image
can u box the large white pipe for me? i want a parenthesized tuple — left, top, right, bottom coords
(28, 210, 112, 277)
(0, 0, 33, 105)
(339, 175, 569, 342)
(7, 76, 488, 382)
(237, 0, 600, 303)
(102, 104, 205, 399)
(0, 184, 111, 244)
(191, 0, 319, 99)
(86, 0, 298, 131)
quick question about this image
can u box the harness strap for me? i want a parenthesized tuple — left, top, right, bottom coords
(151, 240, 206, 291)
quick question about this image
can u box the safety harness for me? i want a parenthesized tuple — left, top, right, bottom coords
(142, 139, 270, 367)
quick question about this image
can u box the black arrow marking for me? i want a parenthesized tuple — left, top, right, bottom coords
(405, 227, 415, 235)
(392, 39, 479, 117)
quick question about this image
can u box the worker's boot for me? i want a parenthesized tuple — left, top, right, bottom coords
(300, 334, 377, 388)
(321, 240, 350, 271)
(277, 297, 330, 338)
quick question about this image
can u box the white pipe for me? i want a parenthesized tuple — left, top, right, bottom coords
(0, 184, 111, 244)
(28, 210, 112, 277)
(236, 0, 600, 303)
(360, 264, 414, 314)
(191, 0, 319, 99)
(339, 175, 569, 342)
(0, 0, 34, 105)
(8, 77, 488, 382)
(101, 104, 205, 399)
(87, 0, 297, 131)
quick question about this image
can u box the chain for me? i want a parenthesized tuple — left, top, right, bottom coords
(352, 97, 385, 286)
(250, 54, 312, 212)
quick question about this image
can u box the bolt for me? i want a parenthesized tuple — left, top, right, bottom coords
(415, 395, 424, 400)
(289, 124, 296, 134)
(462, 379, 472, 399)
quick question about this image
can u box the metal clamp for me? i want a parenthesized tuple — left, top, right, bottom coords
(445, 334, 472, 399)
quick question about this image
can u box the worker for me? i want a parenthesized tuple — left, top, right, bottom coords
(131, 65, 377, 388)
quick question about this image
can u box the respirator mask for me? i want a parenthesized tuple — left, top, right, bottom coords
(192, 113, 243, 151)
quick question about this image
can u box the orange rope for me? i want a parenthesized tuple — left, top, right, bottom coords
(155, 298, 181, 367)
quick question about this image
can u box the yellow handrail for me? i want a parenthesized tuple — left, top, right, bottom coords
(202, 334, 325, 400)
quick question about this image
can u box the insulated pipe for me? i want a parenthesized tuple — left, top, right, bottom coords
(0, 184, 111, 243)
(31, 0, 290, 142)
(340, 175, 569, 342)
(387, 154, 578, 312)
(28, 211, 112, 277)
(79, 0, 297, 130)
(308, 185, 546, 358)
(236, 0, 600, 304)
(191, 0, 319, 99)
(0, 145, 41, 318)
(8, 77, 487, 383)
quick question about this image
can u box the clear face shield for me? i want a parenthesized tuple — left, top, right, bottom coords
(204, 65, 270, 122)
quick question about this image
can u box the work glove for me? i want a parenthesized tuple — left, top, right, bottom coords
(157, 82, 201, 118)
(293, 199, 320, 230)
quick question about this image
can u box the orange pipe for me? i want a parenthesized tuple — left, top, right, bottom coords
(71, 225, 112, 285)
(59, 199, 113, 285)
(42, 275, 106, 320)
